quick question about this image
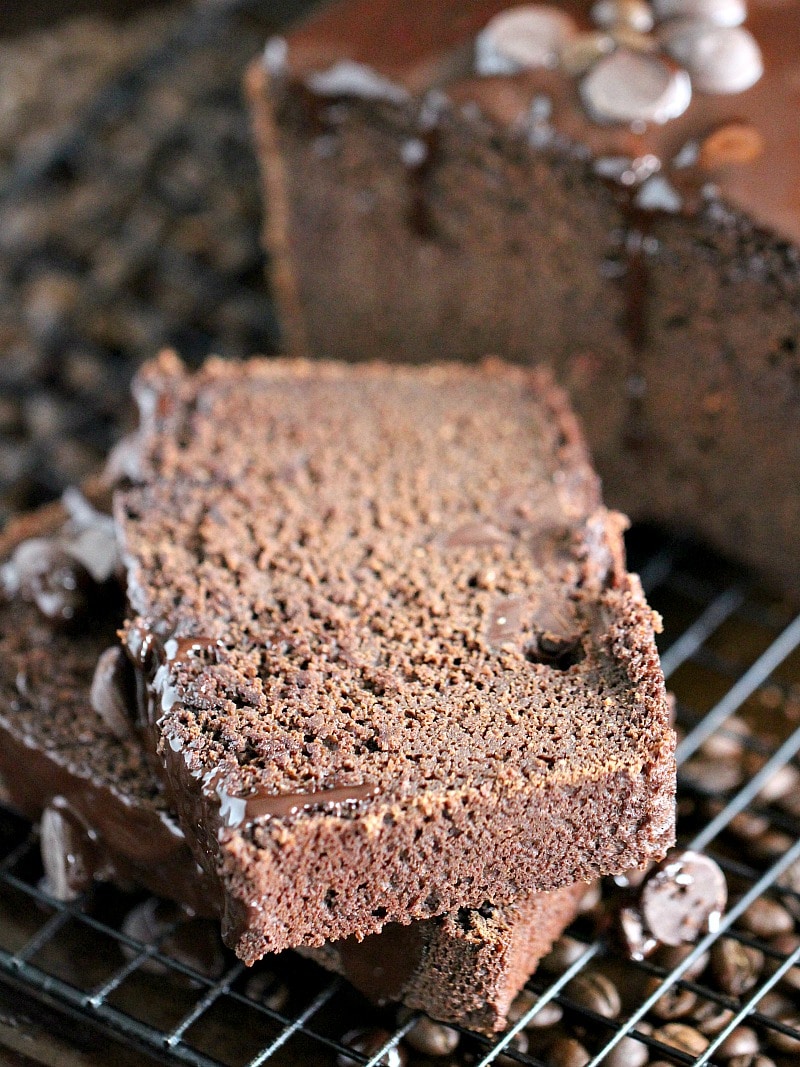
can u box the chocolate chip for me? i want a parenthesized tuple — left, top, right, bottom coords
(404, 1017, 459, 1057)
(639, 850, 727, 946)
(660, 23, 763, 94)
(90, 646, 135, 739)
(580, 49, 692, 125)
(475, 6, 579, 76)
(653, 0, 747, 26)
(6, 537, 92, 625)
(39, 800, 95, 902)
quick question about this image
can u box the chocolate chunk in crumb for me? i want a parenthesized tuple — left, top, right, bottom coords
(90, 646, 136, 739)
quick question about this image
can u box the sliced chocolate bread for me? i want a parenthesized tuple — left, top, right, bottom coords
(113, 352, 674, 963)
(246, 0, 800, 598)
(0, 497, 585, 1034)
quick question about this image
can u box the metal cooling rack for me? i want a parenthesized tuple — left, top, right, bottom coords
(1, 526, 799, 1067)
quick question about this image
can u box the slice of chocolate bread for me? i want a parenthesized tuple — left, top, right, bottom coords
(246, 0, 800, 598)
(113, 352, 674, 963)
(0, 498, 585, 1034)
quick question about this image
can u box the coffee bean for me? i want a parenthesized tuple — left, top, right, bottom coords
(764, 932, 800, 991)
(652, 1022, 709, 1056)
(600, 1032, 650, 1067)
(648, 978, 698, 1020)
(655, 943, 710, 981)
(507, 989, 563, 1028)
(727, 811, 771, 842)
(716, 1026, 760, 1060)
(692, 999, 736, 1037)
(404, 1016, 459, 1057)
(699, 718, 749, 758)
(579, 880, 602, 913)
(757, 990, 795, 1019)
(681, 756, 743, 795)
(653, 0, 747, 27)
(338, 1030, 406, 1067)
(661, 23, 763, 95)
(6, 537, 91, 624)
(756, 763, 800, 805)
(245, 970, 290, 1013)
(731, 1056, 776, 1067)
(547, 1036, 590, 1067)
(618, 904, 658, 960)
(580, 49, 692, 125)
(699, 122, 766, 170)
(475, 6, 579, 76)
(766, 1015, 800, 1054)
(565, 971, 621, 1019)
(711, 938, 764, 996)
(740, 897, 794, 940)
(121, 898, 225, 980)
(776, 858, 800, 919)
(751, 830, 794, 864)
(541, 935, 590, 974)
(640, 850, 727, 947)
(496, 1032, 528, 1066)
(39, 801, 94, 901)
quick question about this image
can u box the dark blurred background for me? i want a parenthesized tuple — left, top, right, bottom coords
(0, 0, 316, 524)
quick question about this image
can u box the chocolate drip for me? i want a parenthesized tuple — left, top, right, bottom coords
(205, 773, 380, 830)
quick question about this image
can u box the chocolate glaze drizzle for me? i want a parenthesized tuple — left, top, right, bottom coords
(204, 775, 380, 830)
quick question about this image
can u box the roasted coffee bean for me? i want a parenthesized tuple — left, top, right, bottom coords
(681, 756, 743, 795)
(496, 1031, 529, 1066)
(730, 1056, 776, 1067)
(338, 1030, 406, 1067)
(751, 830, 794, 864)
(716, 1026, 760, 1060)
(541, 935, 590, 974)
(757, 763, 800, 805)
(547, 1036, 590, 1067)
(766, 1015, 800, 1054)
(654, 943, 710, 981)
(764, 932, 800, 991)
(711, 938, 764, 996)
(121, 898, 225, 980)
(740, 897, 794, 940)
(776, 857, 800, 919)
(651, 1022, 709, 1056)
(404, 1016, 459, 1057)
(565, 970, 622, 1019)
(648, 977, 698, 1020)
(599, 1032, 650, 1067)
(39, 801, 95, 901)
(507, 989, 563, 1028)
(692, 999, 736, 1037)
(699, 719, 749, 759)
(640, 850, 727, 947)
(728, 811, 771, 842)
(245, 970, 290, 1013)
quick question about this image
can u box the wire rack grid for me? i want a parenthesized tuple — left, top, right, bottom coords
(0, 527, 799, 1067)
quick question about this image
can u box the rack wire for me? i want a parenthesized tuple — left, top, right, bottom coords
(1, 525, 799, 1067)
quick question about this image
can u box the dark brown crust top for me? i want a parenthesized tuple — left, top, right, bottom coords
(114, 353, 675, 958)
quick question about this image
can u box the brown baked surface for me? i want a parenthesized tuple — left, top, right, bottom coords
(245, 0, 800, 599)
(0, 497, 584, 1033)
(114, 352, 674, 962)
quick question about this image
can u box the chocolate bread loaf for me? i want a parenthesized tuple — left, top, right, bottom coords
(113, 352, 674, 963)
(246, 0, 800, 598)
(0, 497, 585, 1034)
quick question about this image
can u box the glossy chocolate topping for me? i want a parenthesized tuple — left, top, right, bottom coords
(280, 0, 800, 245)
